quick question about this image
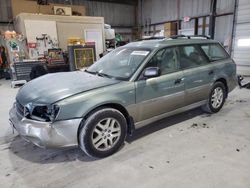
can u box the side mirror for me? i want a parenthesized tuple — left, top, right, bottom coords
(143, 67, 161, 78)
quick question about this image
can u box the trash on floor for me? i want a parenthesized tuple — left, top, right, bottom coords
(238, 75, 250, 89)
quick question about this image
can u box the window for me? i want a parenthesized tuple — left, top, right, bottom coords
(201, 44, 228, 61)
(178, 45, 209, 69)
(146, 47, 179, 75)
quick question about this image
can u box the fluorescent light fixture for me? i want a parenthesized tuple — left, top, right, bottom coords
(238, 38, 250, 47)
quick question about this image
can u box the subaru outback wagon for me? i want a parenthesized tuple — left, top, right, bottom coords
(9, 36, 237, 158)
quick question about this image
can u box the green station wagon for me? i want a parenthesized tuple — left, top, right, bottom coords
(9, 36, 237, 158)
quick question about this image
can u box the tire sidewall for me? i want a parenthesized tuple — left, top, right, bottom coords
(79, 108, 127, 158)
(208, 82, 226, 113)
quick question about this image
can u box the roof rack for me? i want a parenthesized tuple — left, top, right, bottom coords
(169, 35, 211, 39)
(139, 36, 165, 41)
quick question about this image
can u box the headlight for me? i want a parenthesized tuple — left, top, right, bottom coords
(31, 104, 60, 122)
(46, 105, 60, 122)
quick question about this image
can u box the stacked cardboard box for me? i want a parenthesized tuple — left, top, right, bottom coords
(164, 22, 177, 37)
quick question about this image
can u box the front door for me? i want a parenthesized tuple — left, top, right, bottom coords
(135, 47, 185, 122)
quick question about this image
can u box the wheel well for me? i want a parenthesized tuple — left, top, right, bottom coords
(215, 78, 228, 97)
(77, 103, 135, 143)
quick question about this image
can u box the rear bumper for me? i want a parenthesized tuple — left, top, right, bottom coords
(9, 106, 82, 148)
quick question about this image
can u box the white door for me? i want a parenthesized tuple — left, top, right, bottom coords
(84, 29, 104, 60)
(232, 0, 250, 76)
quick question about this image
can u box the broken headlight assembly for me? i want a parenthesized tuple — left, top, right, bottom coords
(29, 104, 60, 122)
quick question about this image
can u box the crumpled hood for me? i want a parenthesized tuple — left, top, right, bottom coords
(16, 71, 120, 105)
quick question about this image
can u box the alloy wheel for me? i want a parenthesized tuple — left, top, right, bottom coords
(91, 118, 121, 151)
(211, 87, 224, 109)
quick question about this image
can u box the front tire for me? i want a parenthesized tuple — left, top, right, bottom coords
(202, 82, 227, 113)
(79, 108, 127, 158)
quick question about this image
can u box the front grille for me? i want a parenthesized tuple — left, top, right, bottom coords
(16, 100, 24, 117)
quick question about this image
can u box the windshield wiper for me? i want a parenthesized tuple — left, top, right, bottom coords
(85, 69, 113, 79)
(84, 69, 96, 75)
(97, 72, 113, 79)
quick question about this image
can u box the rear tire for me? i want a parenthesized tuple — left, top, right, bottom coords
(79, 108, 127, 159)
(202, 82, 227, 113)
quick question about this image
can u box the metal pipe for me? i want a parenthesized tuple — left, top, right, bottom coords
(209, 0, 217, 39)
(0, 21, 13, 24)
(216, 12, 234, 17)
(177, 0, 180, 31)
(111, 25, 134, 28)
(230, 0, 238, 56)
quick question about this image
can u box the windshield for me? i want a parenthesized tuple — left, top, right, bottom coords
(86, 47, 151, 80)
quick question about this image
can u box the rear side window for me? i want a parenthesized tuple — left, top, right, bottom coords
(178, 45, 209, 69)
(201, 44, 228, 61)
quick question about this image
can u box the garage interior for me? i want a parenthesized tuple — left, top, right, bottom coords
(0, 0, 250, 187)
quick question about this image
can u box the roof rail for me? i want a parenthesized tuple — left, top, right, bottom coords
(169, 35, 186, 39)
(189, 35, 211, 39)
(140, 36, 166, 41)
(169, 35, 211, 39)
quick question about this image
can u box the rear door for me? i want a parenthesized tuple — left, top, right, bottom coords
(177, 44, 214, 106)
(135, 47, 185, 122)
(200, 43, 236, 90)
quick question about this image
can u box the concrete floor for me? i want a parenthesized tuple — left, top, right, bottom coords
(0, 78, 250, 188)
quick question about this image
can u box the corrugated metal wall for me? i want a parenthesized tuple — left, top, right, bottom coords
(214, 0, 235, 47)
(140, 0, 235, 44)
(214, 15, 234, 47)
(141, 0, 177, 24)
(216, 0, 234, 14)
(232, 0, 250, 76)
(85, 1, 135, 26)
(0, 0, 12, 21)
(0, 0, 13, 31)
(82, 1, 135, 41)
(49, 0, 135, 27)
(179, 0, 210, 18)
(140, 0, 211, 25)
(140, 0, 235, 24)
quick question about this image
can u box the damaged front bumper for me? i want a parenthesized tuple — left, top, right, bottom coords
(9, 105, 82, 148)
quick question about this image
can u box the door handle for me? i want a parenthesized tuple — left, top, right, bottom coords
(208, 70, 214, 75)
(174, 78, 184, 84)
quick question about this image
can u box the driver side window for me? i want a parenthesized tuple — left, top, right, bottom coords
(146, 47, 180, 75)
